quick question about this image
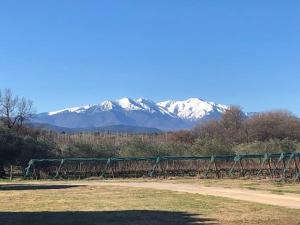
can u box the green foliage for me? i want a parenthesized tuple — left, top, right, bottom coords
(234, 138, 298, 154)
(191, 138, 234, 156)
(297, 142, 300, 151)
(119, 137, 164, 157)
(61, 141, 119, 158)
(119, 138, 191, 157)
(0, 127, 56, 167)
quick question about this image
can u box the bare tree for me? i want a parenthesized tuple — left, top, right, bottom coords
(245, 111, 300, 142)
(0, 89, 19, 128)
(220, 106, 246, 131)
(220, 106, 247, 144)
(193, 106, 247, 145)
(17, 97, 34, 127)
(0, 88, 35, 129)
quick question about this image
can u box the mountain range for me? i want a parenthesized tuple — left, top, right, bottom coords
(31, 98, 228, 132)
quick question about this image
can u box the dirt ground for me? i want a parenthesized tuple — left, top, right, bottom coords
(4, 179, 299, 209)
(100, 181, 300, 209)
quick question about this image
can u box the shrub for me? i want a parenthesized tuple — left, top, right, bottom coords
(191, 138, 234, 156)
(234, 138, 298, 154)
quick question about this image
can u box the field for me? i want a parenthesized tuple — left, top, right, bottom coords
(0, 179, 300, 225)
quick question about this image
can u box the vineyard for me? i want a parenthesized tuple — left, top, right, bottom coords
(25, 152, 300, 181)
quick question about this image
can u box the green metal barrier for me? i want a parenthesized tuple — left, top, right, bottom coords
(25, 152, 300, 181)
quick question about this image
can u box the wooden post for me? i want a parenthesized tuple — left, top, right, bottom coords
(239, 159, 244, 177)
(214, 161, 220, 179)
(79, 162, 82, 180)
(10, 164, 13, 181)
(294, 157, 299, 174)
(268, 158, 273, 178)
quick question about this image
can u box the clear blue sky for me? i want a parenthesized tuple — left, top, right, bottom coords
(0, 1, 300, 115)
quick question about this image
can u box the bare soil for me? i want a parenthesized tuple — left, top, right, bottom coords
(100, 181, 300, 209)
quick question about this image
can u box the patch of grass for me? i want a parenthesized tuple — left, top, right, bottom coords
(246, 186, 258, 191)
(270, 190, 285, 195)
(0, 181, 299, 225)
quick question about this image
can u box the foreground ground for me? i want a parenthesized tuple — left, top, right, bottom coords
(100, 181, 300, 209)
(0, 179, 300, 225)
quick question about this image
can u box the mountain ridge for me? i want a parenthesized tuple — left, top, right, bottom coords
(32, 98, 228, 131)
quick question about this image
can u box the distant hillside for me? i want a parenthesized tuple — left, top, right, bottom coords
(29, 123, 162, 134)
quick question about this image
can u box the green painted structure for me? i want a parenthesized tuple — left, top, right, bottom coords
(25, 152, 300, 181)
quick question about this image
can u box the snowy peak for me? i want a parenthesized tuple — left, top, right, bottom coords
(47, 97, 227, 120)
(40, 97, 228, 130)
(48, 98, 177, 116)
(100, 100, 115, 111)
(158, 98, 228, 121)
(48, 105, 93, 115)
(116, 98, 141, 111)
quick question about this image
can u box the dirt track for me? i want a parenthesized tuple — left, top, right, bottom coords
(101, 182, 300, 209)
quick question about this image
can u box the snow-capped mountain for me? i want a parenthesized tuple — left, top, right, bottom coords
(32, 98, 228, 131)
(158, 98, 228, 121)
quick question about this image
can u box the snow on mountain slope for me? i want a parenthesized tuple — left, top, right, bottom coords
(117, 98, 142, 111)
(48, 105, 93, 115)
(135, 98, 175, 116)
(48, 98, 175, 116)
(34, 98, 228, 130)
(158, 98, 228, 121)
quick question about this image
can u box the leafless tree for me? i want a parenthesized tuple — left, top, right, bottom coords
(0, 88, 35, 129)
(16, 97, 34, 127)
(245, 111, 300, 142)
(0, 89, 19, 128)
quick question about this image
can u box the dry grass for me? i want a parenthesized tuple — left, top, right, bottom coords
(0, 181, 300, 225)
(3, 178, 300, 195)
(93, 177, 300, 194)
(159, 178, 300, 194)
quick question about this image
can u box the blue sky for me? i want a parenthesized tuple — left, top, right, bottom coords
(0, 1, 300, 114)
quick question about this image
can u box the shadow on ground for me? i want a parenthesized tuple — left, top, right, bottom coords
(0, 184, 82, 191)
(0, 211, 217, 225)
